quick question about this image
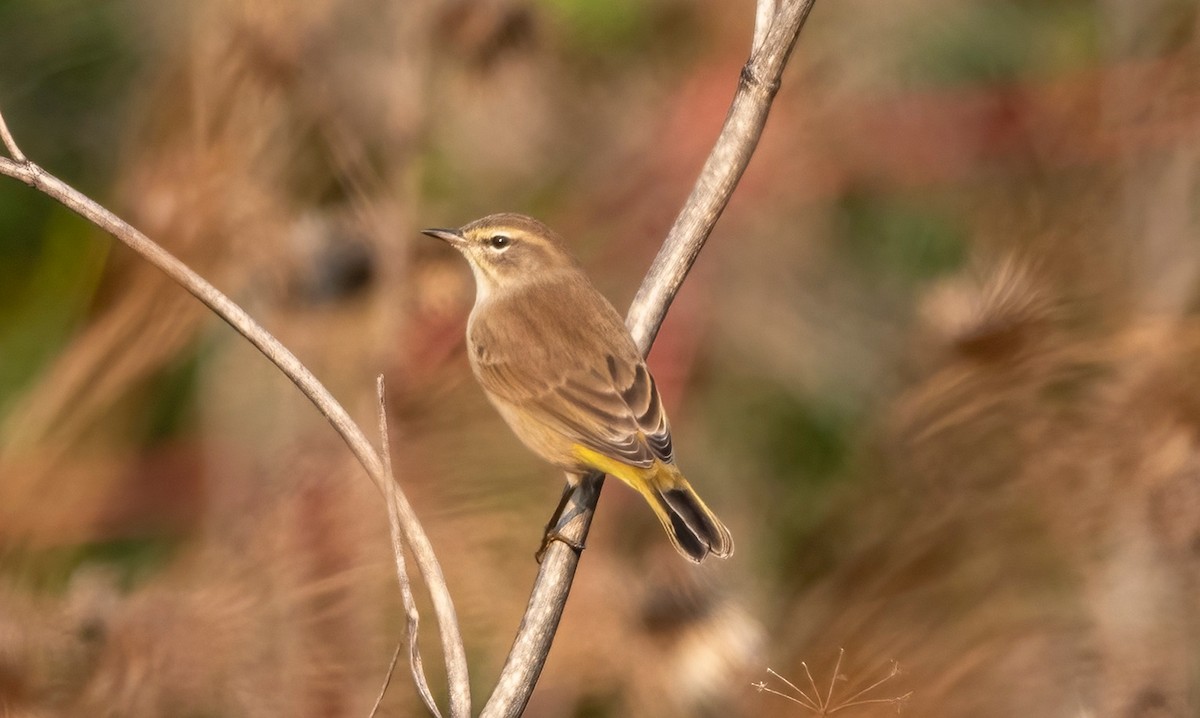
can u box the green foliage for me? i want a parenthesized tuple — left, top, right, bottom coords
(903, 1, 1099, 85)
(570, 690, 621, 718)
(759, 393, 854, 485)
(139, 348, 201, 445)
(536, 0, 654, 57)
(835, 192, 966, 285)
(535, 0, 702, 69)
(0, 0, 143, 412)
(708, 370, 860, 488)
(0, 0, 143, 183)
(1, 536, 179, 595)
(0, 210, 108, 414)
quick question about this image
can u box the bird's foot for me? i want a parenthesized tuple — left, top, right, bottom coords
(535, 530, 585, 564)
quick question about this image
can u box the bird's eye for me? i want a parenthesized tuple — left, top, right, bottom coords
(489, 234, 511, 250)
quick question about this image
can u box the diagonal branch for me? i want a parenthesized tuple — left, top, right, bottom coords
(481, 1, 818, 715)
(626, 0, 817, 349)
(0, 142, 472, 718)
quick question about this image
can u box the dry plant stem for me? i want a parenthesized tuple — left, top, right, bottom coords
(0, 129, 470, 718)
(482, 474, 602, 717)
(481, 1, 818, 715)
(756, 656, 912, 715)
(375, 376, 442, 718)
(370, 642, 405, 718)
(752, 0, 779, 53)
(625, 0, 817, 347)
(0, 109, 26, 163)
(768, 667, 821, 710)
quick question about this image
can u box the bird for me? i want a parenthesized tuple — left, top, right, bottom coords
(423, 213, 733, 563)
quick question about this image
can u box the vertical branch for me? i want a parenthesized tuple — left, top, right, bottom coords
(375, 376, 443, 718)
(481, 1, 818, 716)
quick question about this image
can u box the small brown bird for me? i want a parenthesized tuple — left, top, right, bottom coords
(423, 213, 733, 563)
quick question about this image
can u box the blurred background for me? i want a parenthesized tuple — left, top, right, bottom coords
(2, 0, 1199, 716)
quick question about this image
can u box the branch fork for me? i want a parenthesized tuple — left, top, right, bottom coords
(0, 0, 817, 714)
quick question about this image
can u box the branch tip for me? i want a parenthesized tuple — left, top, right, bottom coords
(0, 108, 27, 164)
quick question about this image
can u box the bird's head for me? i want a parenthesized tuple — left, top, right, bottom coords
(423, 213, 578, 297)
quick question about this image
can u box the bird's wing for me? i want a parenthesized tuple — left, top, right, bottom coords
(476, 348, 674, 469)
(469, 289, 674, 469)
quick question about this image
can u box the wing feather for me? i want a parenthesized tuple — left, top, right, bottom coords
(469, 279, 675, 469)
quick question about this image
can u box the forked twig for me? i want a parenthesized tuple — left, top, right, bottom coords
(754, 649, 913, 715)
(763, 668, 821, 711)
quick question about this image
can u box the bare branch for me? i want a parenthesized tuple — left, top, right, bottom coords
(375, 376, 442, 718)
(753, 0, 779, 53)
(0, 121, 472, 718)
(0, 110, 26, 163)
(481, 475, 602, 717)
(481, 1, 818, 715)
(626, 0, 818, 349)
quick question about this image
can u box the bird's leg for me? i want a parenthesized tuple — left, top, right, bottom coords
(536, 473, 596, 562)
(536, 481, 582, 562)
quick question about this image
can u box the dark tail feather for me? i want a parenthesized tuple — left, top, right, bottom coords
(652, 481, 734, 563)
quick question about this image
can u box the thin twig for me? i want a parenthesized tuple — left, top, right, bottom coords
(756, 654, 912, 715)
(826, 647, 845, 707)
(766, 668, 821, 711)
(369, 641, 405, 718)
(830, 693, 914, 714)
(802, 660, 823, 709)
(0, 109, 26, 163)
(375, 376, 442, 718)
(754, 683, 821, 711)
(836, 659, 900, 707)
(0, 120, 471, 718)
(481, 0, 818, 715)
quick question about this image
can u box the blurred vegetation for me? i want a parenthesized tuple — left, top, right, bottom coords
(905, 1, 1101, 85)
(1, 0, 1199, 716)
(0, 0, 141, 413)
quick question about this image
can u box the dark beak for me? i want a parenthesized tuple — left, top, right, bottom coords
(422, 227, 466, 247)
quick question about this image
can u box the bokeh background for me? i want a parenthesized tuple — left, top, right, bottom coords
(2, 0, 1200, 716)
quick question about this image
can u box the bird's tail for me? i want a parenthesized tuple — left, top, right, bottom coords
(571, 446, 733, 562)
(639, 462, 734, 563)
